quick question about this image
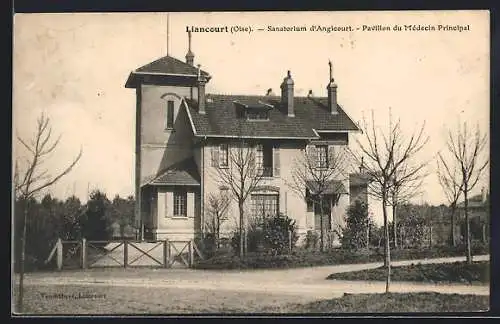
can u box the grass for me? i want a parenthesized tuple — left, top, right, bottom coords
(13, 284, 313, 314)
(262, 292, 489, 313)
(13, 284, 489, 314)
(327, 261, 490, 284)
(194, 244, 490, 270)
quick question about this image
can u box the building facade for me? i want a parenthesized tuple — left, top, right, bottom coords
(125, 35, 367, 245)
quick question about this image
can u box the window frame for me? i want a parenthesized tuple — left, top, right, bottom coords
(316, 145, 329, 169)
(166, 100, 175, 130)
(219, 144, 229, 168)
(251, 193, 280, 222)
(173, 190, 187, 217)
(255, 144, 273, 177)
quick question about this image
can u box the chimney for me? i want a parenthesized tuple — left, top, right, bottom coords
(280, 70, 294, 117)
(327, 60, 338, 115)
(197, 64, 206, 114)
(185, 31, 194, 66)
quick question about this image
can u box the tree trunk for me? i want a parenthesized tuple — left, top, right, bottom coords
(16, 200, 28, 313)
(319, 196, 324, 252)
(450, 206, 456, 247)
(382, 198, 391, 293)
(238, 202, 244, 258)
(215, 214, 220, 250)
(464, 188, 472, 264)
(366, 218, 370, 248)
(392, 203, 398, 249)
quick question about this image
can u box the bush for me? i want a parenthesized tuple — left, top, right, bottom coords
(305, 230, 320, 250)
(230, 213, 298, 255)
(261, 213, 299, 255)
(341, 200, 371, 249)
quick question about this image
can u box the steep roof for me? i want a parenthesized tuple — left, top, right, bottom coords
(147, 157, 200, 186)
(306, 180, 348, 195)
(185, 94, 360, 139)
(125, 55, 210, 88)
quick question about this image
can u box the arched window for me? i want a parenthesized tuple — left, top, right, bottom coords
(166, 100, 174, 130)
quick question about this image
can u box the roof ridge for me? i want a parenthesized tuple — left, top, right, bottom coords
(206, 93, 328, 99)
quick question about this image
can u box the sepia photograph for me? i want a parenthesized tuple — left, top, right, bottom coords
(12, 10, 490, 315)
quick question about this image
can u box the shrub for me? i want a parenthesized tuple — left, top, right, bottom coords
(305, 230, 320, 250)
(261, 213, 299, 255)
(230, 213, 298, 255)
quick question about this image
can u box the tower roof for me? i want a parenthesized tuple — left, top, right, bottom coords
(125, 55, 210, 88)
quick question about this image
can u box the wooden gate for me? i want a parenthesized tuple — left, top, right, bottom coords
(45, 238, 205, 270)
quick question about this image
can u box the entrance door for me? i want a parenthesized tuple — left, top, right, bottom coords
(314, 197, 332, 231)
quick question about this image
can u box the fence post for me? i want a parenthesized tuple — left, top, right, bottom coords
(56, 238, 63, 271)
(123, 240, 128, 268)
(188, 240, 194, 267)
(163, 240, 169, 268)
(81, 238, 87, 269)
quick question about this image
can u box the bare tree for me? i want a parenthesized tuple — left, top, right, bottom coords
(437, 157, 463, 247)
(438, 121, 488, 264)
(14, 113, 82, 312)
(351, 110, 428, 292)
(205, 191, 231, 249)
(210, 139, 264, 257)
(287, 143, 349, 251)
(387, 161, 428, 249)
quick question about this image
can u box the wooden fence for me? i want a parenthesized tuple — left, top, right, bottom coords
(44, 238, 205, 270)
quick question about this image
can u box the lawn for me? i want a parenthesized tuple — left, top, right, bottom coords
(263, 292, 490, 313)
(13, 284, 489, 314)
(326, 261, 490, 284)
(194, 244, 489, 270)
(13, 284, 315, 314)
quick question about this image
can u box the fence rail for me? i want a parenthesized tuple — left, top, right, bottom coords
(45, 238, 204, 270)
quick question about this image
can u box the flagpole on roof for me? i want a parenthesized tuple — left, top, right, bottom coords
(166, 12, 170, 56)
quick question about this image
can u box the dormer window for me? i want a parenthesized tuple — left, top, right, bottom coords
(247, 110, 269, 120)
(233, 99, 273, 121)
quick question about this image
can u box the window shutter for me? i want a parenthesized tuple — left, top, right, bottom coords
(328, 145, 335, 168)
(307, 145, 318, 168)
(273, 145, 280, 177)
(249, 144, 256, 171)
(187, 192, 195, 218)
(211, 146, 219, 167)
(165, 192, 171, 217)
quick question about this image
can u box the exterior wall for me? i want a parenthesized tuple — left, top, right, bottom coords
(201, 139, 351, 246)
(153, 186, 200, 241)
(140, 85, 197, 184)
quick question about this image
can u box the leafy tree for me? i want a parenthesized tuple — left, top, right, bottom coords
(341, 200, 372, 249)
(109, 195, 135, 238)
(80, 190, 113, 241)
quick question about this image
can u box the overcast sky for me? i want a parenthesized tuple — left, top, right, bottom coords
(13, 11, 489, 223)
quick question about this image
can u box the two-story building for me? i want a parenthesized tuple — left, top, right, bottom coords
(125, 34, 366, 246)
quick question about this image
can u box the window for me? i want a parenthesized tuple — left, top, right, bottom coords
(251, 194, 279, 221)
(166, 100, 174, 129)
(317, 145, 328, 169)
(173, 190, 187, 217)
(255, 144, 273, 177)
(219, 144, 228, 167)
(247, 110, 268, 120)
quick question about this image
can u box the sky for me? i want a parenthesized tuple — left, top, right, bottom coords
(13, 11, 490, 224)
